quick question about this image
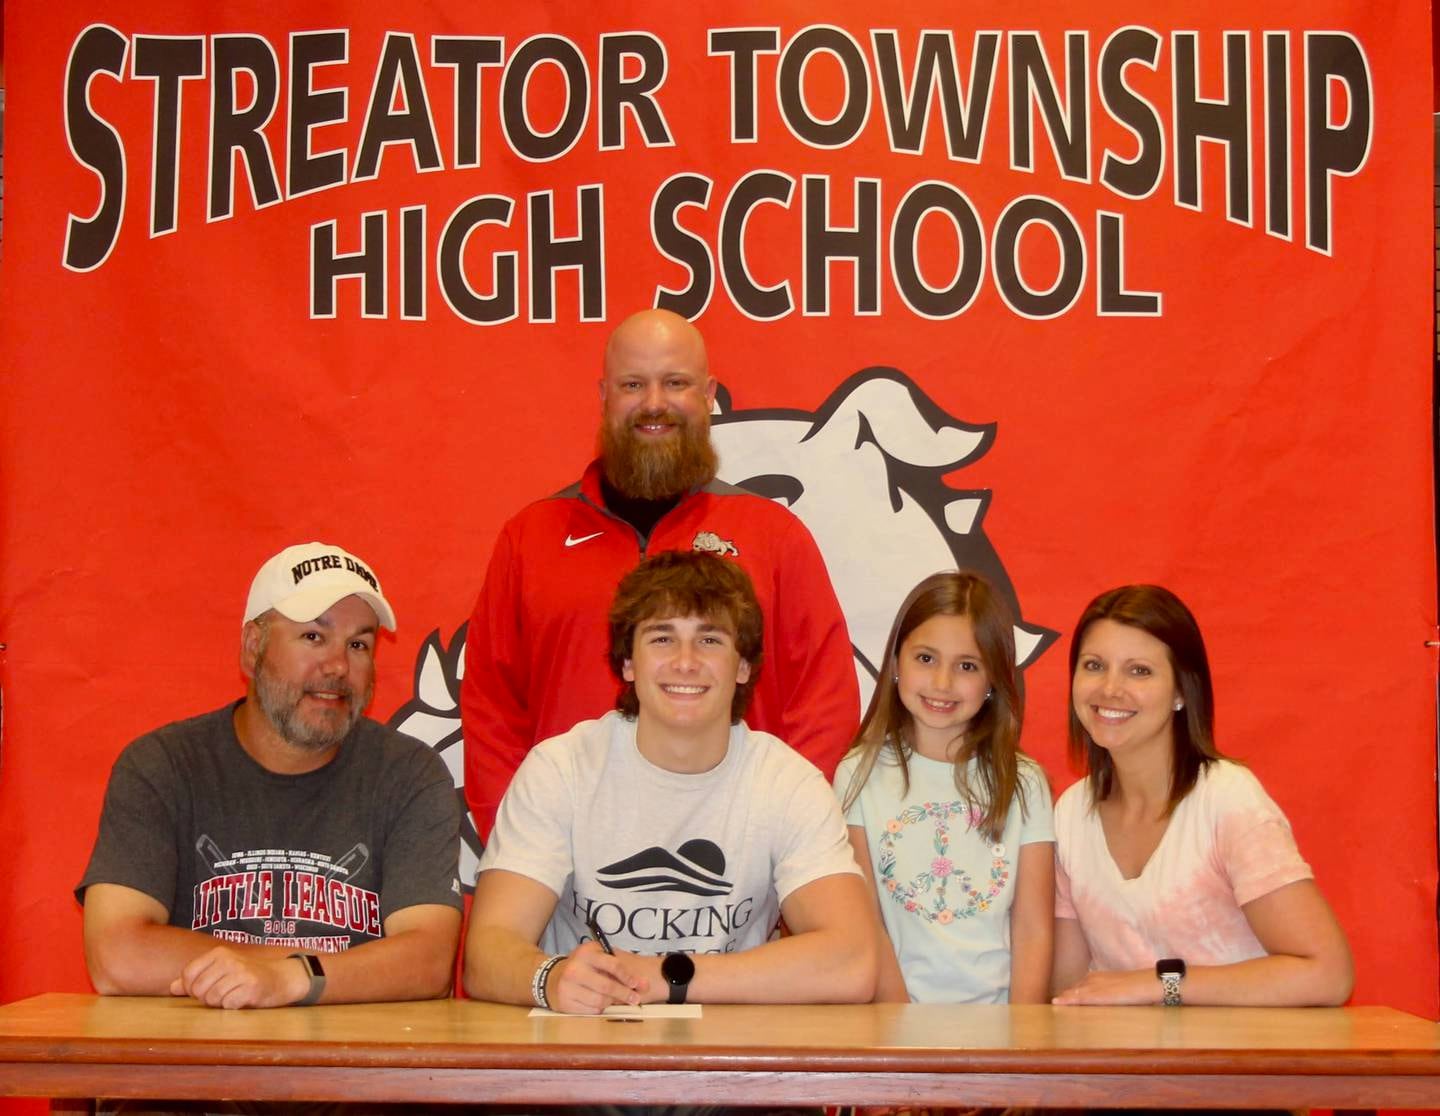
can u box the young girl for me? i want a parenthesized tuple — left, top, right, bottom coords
(1051, 584, 1352, 1006)
(834, 571, 1055, 1003)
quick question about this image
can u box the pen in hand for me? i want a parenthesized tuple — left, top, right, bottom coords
(585, 911, 615, 955)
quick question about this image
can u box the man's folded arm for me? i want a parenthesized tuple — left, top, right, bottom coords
(684, 872, 877, 1004)
(84, 882, 460, 1006)
(463, 868, 562, 1005)
(464, 868, 650, 1014)
(304, 903, 461, 1004)
(83, 882, 291, 996)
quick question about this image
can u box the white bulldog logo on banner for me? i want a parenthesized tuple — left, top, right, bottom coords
(389, 368, 1055, 888)
(711, 369, 1052, 702)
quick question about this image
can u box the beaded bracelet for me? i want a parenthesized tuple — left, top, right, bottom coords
(531, 954, 565, 1009)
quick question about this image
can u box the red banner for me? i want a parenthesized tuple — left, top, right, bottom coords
(0, 0, 1433, 1024)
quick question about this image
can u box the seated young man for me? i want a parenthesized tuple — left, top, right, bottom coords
(464, 551, 875, 1013)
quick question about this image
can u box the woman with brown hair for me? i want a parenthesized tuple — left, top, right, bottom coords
(1051, 585, 1352, 1006)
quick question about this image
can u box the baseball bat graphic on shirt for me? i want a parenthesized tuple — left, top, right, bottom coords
(194, 834, 226, 877)
(325, 843, 370, 879)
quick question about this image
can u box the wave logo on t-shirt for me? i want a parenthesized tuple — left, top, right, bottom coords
(595, 839, 732, 897)
(387, 368, 1053, 890)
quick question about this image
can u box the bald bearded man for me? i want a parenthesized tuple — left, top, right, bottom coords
(461, 309, 859, 841)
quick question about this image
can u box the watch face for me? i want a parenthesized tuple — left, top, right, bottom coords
(661, 952, 695, 985)
(1156, 958, 1186, 979)
(296, 954, 324, 978)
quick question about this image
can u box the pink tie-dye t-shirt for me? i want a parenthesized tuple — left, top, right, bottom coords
(1054, 761, 1312, 969)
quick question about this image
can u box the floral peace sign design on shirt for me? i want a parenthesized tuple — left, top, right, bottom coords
(876, 800, 1010, 923)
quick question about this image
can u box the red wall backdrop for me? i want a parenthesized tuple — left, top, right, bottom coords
(0, 0, 1434, 1037)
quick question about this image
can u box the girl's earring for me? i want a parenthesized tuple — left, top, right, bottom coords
(985, 689, 993, 701)
(1173, 698, 1184, 711)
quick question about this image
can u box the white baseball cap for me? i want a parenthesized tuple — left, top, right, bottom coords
(243, 542, 397, 631)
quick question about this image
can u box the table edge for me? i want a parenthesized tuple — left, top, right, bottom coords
(4, 1039, 1440, 1076)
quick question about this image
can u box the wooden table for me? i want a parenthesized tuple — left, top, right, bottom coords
(0, 994, 1437, 1109)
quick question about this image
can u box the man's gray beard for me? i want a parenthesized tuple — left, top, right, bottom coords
(600, 412, 718, 500)
(253, 647, 369, 752)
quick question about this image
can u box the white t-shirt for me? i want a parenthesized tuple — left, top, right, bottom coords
(833, 747, 1054, 1003)
(480, 711, 860, 957)
(1054, 759, 1314, 970)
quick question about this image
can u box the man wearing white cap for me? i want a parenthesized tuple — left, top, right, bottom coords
(77, 542, 463, 1009)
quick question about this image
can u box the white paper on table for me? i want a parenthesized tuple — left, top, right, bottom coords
(528, 1003, 703, 1019)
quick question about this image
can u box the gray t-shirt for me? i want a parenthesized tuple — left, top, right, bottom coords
(78, 702, 462, 952)
(480, 711, 859, 957)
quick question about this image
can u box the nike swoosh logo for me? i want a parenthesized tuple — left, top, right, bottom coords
(565, 531, 604, 548)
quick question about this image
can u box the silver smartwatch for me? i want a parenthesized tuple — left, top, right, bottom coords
(289, 953, 326, 1006)
(1155, 957, 1186, 1006)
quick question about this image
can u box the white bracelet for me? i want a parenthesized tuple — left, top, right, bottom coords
(531, 954, 565, 1009)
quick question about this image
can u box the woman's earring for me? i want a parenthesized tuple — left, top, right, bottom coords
(985, 689, 993, 701)
(1173, 698, 1184, 712)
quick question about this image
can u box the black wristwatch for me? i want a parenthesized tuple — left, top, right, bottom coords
(660, 952, 695, 1004)
(1156, 957, 1186, 1006)
(289, 953, 326, 1006)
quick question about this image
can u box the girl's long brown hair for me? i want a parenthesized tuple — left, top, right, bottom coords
(839, 570, 1030, 842)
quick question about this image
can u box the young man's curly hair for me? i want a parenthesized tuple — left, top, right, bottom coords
(607, 551, 764, 724)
